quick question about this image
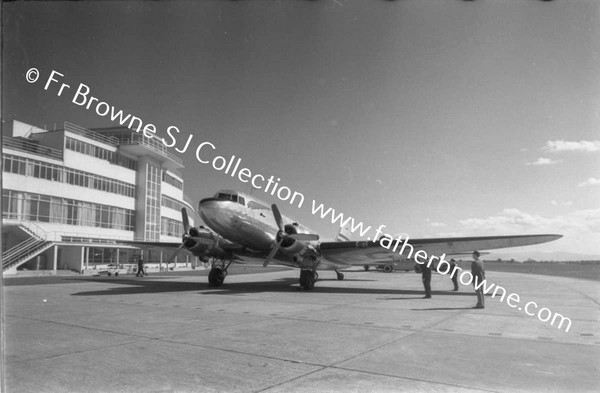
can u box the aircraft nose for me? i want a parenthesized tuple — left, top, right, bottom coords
(198, 198, 219, 216)
(199, 197, 220, 205)
(198, 198, 230, 222)
(198, 197, 239, 235)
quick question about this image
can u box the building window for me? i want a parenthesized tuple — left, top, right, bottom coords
(161, 195, 189, 212)
(2, 191, 20, 219)
(65, 137, 136, 170)
(162, 171, 183, 190)
(145, 163, 161, 241)
(160, 216, 183, 237)
(3, 155, 136, 198)
(2, 190, 135, 231)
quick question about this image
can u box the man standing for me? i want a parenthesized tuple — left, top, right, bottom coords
(421, 264, 432, 298)
(471, 251, 485, 308)
(449, 259, 459, 291)
(136, 256, 145, 277)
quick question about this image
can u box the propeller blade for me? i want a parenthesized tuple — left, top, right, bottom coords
(265, 204, 318, 266)
(181, 208, 190, 233)
(166, 242, 185, 263)
(271, 204, 284, 231)
(263, 240, 282, 267)
(289, 233, 320, 241)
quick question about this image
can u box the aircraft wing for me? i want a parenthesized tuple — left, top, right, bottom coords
(122, 235, 242, 251)
(120, 230, 245, 260)
(317, 234, 562, 266)
(121, 241, 182, 249)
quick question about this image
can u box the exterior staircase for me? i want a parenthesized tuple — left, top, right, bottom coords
(2, 222, 54, 272)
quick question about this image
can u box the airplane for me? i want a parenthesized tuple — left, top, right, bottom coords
(361, 251, 491, 274)
(149, 189, 562, 290)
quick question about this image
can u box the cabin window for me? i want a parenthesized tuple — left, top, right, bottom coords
(238, 196, 245, 206)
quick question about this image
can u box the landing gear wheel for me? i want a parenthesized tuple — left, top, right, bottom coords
(208, 268, 226, 287)
(363, 265, 370, 271)
(336, 271, 344, 280)
(299, 270, 316, 290)
(383, 264, 393, 273)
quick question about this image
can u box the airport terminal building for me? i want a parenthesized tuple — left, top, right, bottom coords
(2, 120, 196, 275)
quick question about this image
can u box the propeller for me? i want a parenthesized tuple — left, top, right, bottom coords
(166, 243, 184, 264)
(165, 208, 192, 263)
(181, 207, 190, 233)
(179, 207, 220, 257)
(263, 204, 319, 267)
(182, 207, 203, 238)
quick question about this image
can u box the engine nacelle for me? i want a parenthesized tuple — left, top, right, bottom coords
(280, 239, 319, 263)
(183, 235, 230, 262)
(182, 228, 217, 255)
(263, 213, 320, 267)
(280, 240, 306, 256)
(183, 237, 203, 253)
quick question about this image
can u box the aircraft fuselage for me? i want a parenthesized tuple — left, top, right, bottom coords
(198, 190, 314, 257)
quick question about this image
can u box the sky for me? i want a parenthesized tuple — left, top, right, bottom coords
(2, 0, 599, 257)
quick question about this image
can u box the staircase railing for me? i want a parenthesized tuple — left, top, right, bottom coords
(2, 239, 52, 271)
(2, 222, 53, 271)
(18, 221, 50, 240)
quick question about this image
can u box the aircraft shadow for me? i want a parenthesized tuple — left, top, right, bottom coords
(411, 307, 476, 311)
(71, 277, 475, 297)
(382, 291, 475, 299)
(70, 278, 211, 296)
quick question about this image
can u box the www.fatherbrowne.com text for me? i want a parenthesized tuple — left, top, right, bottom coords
(29, 68, 572, 333)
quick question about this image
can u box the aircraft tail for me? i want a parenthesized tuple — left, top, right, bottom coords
(335, 225, 352, 242)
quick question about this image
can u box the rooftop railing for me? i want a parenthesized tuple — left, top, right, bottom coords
(64, 122, 119, 146)
(2, 137, 63, 160)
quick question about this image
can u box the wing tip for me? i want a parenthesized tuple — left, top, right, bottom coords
(528, 234, 563, 245)
(543, 234, 563, 240)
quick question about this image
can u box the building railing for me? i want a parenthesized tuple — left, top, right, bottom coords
(18, 220, 49, 240)
(64, 122, 119, 146)
(2, 137, 63, 160)
(60, 231, 136, 243)
(2, 238, 51, 271)
(2, 221, 53, 270)
(116, 133, 184, 166)
(2, 220, 135, 244)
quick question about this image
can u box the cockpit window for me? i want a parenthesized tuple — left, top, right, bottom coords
(217, 193, 237, 202)
(214, 192, 245, 206)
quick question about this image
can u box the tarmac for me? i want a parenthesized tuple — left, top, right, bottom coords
(3, 267, 599, 392)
